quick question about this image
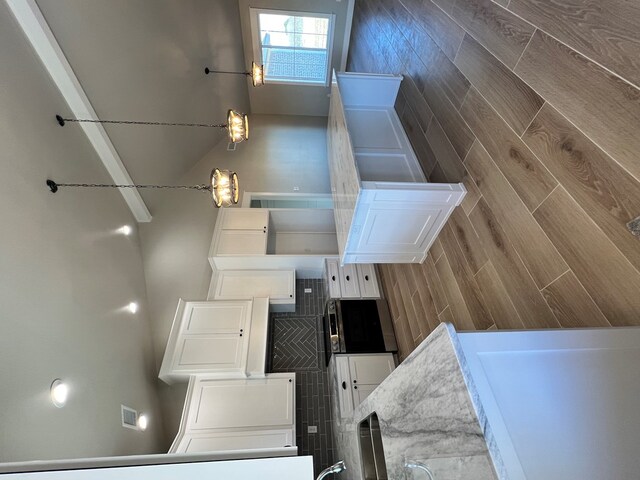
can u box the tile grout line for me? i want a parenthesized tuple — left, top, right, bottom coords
(466, 143, 568, 294)
(518, 100, 546, 138)
(452, 32, 465, 64)
(500, 3, 640, 92)
(507, 27, 539, 71)
(536, 267, 571, 293)
(544, 185, 640, 277)
(531, 183, 559, 215)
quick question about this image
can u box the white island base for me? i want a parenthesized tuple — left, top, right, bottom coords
(328, 71, 466, 264)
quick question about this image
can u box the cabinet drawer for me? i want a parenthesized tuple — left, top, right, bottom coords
(340, 263, 361, 298)
(356, 264, 380, 298)
(325, 258, 342, 299)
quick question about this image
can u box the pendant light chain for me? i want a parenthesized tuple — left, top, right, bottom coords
(59, 118, 227, 128)
(52, 182, 211, 191)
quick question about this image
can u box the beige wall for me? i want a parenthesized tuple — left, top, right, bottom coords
(0, 2, 164, 462)
(239, 0, 351, 116)
(138, 114, 330, 445)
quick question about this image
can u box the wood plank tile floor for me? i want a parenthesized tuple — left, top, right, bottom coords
(349, 0, 640, 361)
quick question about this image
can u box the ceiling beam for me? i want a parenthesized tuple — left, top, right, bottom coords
(5, 0, 152, 222)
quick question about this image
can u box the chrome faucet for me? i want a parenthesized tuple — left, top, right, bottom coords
(405, 459, 435, 479)
(316, 460, 346, 480)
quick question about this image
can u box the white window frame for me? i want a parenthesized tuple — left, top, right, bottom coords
(249, 8, 336, 87)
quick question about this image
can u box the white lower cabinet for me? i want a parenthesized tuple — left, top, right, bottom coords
(333, 353, 395, 419)
(170, 373, 296, 454)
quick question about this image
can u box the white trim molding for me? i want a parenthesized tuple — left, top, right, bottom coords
(5, 0, 152, 222)
(340, 0, 356, 71)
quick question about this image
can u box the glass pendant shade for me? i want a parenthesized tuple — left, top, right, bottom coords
(251, 61, 265, 87)
(227, 109, 249, 143)
(210, 168, 239, 207)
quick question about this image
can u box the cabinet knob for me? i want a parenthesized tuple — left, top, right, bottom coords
(289, 379, 292, 383)
(239, 333, 243, 337)
(240, 329, 243, 332)
(346, 275, 350, 281)
(290, 294, 293, 297)
(331, 275, 336, 281)
(365, 275, 369, 281)
(354, 385, 358, 390)
(341, 381, 347, 390)
(353, 380, 357, 384)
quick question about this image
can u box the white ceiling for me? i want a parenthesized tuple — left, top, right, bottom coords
(35, 0, 251, 213)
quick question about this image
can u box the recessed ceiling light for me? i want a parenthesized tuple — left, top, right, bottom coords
(137, 413, 149, 431)
(119, 225, 132, 236)
(50, 379, 69, 408)
(127, 302, 139, 314)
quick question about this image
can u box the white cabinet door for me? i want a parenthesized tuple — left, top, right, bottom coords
(325, 258, 342, 299)
(348, 354, 395, 385)
(214, 270, 295, 302)
(175, 429, 294, 453)
(217, 230, 267, 255)
(222, 209, 269, 230)
(340, 263, 361, 298)
(188, 375, 295, 431)
(182, 301, 248, 334)
(174, 334, 245, 372)
(356, 264, 380, 298)
(335, 356, 354, 419)
(159, 300, 252, 383)
(352, 383, 378, 405)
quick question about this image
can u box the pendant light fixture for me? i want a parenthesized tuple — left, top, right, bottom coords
(46, 168, 239, 208)
(204, 61, 264, 87)
(55, 109, 249, 144)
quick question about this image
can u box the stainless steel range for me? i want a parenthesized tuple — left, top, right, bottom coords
(323, 298, 397, 365)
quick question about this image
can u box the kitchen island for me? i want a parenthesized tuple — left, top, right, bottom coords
(327, 72, 466, 265)
(329, 323, 501, 480)
(330, 323, 640, 480)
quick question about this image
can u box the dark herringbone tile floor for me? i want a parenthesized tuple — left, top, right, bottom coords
(272, 317, 320, 371)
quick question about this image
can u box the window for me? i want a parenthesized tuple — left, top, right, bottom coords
(250, 9, 335, 86)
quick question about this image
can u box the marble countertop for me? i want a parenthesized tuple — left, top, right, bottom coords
(327, 73, 360, 262)
(329, 323, 504, 480)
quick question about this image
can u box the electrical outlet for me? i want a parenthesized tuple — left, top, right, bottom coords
(304, 288, 312, 293)
(308, 426, 318, 434)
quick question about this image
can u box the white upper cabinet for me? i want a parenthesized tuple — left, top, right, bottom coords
(170, 373, 297, 455)
(212, 209, 269, 256)
(187, 376, 295, 431)
(221, 209, 269, 230)
(212, 270, 296, 312)
(159, 299, 270, 384)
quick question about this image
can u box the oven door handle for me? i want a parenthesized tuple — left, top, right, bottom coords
(329, 313, 338, 338)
